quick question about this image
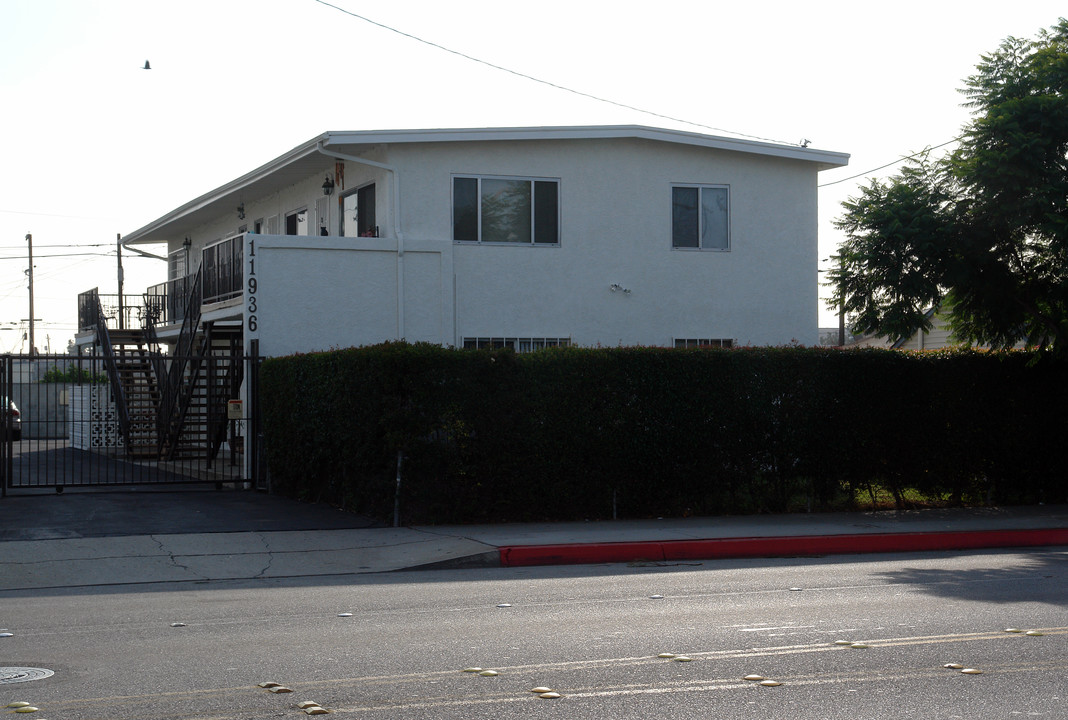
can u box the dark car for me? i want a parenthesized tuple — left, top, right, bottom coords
(3, 397, 21, 441)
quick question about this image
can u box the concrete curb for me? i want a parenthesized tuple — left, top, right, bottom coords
(498, 528, 1068, 567)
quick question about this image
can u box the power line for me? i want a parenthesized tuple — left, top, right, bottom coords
(311, 0, 799, 147)
(0, 208, 119, 221)
(818, 136, 963, 188)
(0, 252, 113, 260)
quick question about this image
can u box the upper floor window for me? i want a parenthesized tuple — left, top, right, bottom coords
(285, 207, 308, 235)
(672, 185, 729, 250)
(453, 175, 559, 244)
(341, 183, 377, 237)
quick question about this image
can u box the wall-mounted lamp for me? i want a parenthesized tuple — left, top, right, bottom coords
(322, 176, 335, 195)
(236, 203, 245, 220)
(182, 237, 191, 250)
(610, 283, 632, 295)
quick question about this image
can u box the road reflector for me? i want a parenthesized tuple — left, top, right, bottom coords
(943, 663, 964, 669)
(462, 667, 482, 673)
(12, 708, 39, 713)
(789, 587, 803, 591)
(298, 701, 321, 709)
(539, 692, 562, 699)
(759, 680, 781, 687)
(673, 656, 693, 662)
(833, 640, 853, 646)
(5, 703, 32, 708)
(530, 687, 553, 693)
(497, 603, 512, 608)
(337, 613, 353, 617)
(258, 682, 282, 688)
(649, 595, 664, 599)
(0, 633, 12, 638)
(849, 643, 869, 649)
(170, 622, 186, 627)
(961, 668, 982, 674)
(1025, 631, 1044, 636)
(1004, 628, 1023, 633)
(744, 675, 765, 681)
(657, 653, 675, 658)
(304, 707, 329, 715)
(268, 686, 293, 693)
(478, 670, 499, 677)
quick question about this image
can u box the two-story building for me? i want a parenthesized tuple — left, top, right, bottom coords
(73, 125, 847, 472)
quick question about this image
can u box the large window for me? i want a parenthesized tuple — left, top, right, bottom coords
(453, 176, 559, 244)
(672, 185, 729, 250)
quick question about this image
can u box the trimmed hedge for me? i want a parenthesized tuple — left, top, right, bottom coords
(260, 342, 1067, 524)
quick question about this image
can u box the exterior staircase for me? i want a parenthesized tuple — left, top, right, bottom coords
(104, 328, 161, 458)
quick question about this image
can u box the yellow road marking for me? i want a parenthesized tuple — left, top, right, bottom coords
(35, 627, 1068, 717)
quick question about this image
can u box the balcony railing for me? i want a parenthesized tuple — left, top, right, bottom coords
(145, 275, 195, 327)
(202, 234, 243, 305)
(77, 289, 150, 333)
(80, 234, 245, 336)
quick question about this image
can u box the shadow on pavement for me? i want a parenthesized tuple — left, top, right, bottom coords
(0, 485, 379, 540)
(873, 550, 1068, 607)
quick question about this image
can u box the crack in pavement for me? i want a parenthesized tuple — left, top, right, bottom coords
(151, 534, 206, 580)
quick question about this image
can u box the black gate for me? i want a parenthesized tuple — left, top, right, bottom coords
(0, 352, 262, 494)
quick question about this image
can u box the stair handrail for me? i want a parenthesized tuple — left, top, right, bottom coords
(140, 291, 168, 407)
(90, 290, 133, 448)
(157, 268, 203, 456)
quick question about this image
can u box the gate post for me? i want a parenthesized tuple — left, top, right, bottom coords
(1, 355, 10, 497)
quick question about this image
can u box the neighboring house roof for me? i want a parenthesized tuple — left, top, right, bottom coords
(121, 124, 850, 245)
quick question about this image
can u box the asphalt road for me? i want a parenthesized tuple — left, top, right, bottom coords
(1, 549, 1064, 719)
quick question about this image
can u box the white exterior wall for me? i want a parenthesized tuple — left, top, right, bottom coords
(170, 135, 821, 355)
(394, 137, 818, 347)
(243, 234, 452, 358)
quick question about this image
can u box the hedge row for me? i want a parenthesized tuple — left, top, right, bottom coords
(259, 343, 1067, 524)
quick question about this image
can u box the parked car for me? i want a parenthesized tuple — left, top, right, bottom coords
(3, 397, 21, 441)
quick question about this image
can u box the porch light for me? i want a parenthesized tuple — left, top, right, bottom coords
(322, 176, 335, 195)
(236, 203, 245, 220)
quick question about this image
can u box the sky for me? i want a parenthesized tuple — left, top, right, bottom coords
(1, 0, 1064, 353)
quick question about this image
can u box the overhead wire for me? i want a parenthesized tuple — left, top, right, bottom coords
(310, 0, 797, 146)
(312, 1, 967, 193)
(817, 136, 964, 188)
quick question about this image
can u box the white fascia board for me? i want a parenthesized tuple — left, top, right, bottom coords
(122, 134, 330, 245)
(323, 125, 850, 169)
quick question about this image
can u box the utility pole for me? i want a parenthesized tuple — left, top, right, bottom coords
(116, 233, 125, 330)
(25, 233, 35, 356)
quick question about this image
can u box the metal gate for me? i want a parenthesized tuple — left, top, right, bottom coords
(1, 352, 263, 494)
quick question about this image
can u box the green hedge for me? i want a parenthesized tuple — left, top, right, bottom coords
(259, 343, 1067, 523)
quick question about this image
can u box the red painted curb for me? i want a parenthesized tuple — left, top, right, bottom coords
(498, 528, 1068, 567)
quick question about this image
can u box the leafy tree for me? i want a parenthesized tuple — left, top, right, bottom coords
(39, 364, 108, 384)
(828, 19, 1068, 352)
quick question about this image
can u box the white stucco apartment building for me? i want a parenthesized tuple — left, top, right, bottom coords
(77, 125, 849, 358)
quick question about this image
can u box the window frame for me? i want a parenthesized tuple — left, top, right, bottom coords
(462, 337, 571, 352)
(284, 206, 308, 236)
(674, 338, 734, 349)
(671, 183, 731, 251)
(340, 183, 378, 237)
(452, 174, 561, 246)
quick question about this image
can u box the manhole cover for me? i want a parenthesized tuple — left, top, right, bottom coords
(0, 667, 54, 684)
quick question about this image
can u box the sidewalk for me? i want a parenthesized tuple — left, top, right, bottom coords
(0, 486, 1064, 592)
